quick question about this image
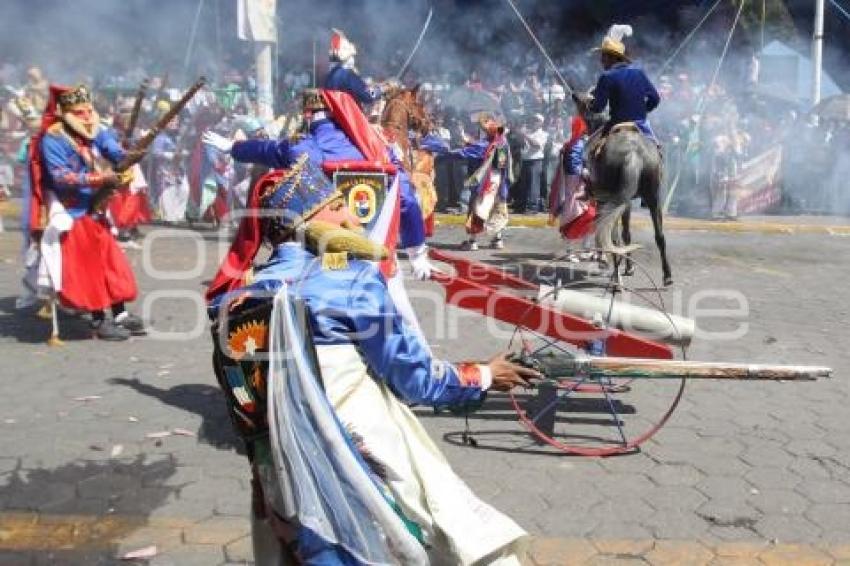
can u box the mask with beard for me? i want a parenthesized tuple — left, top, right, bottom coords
(302, 220, 387, 261)
(61, 102, 101, 141)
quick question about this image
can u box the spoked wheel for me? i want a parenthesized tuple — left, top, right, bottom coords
(508, 254, 688, 456)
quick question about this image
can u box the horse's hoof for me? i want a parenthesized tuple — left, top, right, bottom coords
(663, 276, 674, 287)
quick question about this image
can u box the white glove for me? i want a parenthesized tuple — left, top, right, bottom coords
(202, 131, 234, 153)
(407, 244, 435, 281)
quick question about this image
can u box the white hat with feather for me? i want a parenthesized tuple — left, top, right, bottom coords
(595, 24, 633, 60)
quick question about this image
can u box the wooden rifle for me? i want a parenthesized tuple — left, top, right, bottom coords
(91, 76, 207, 211)
(125, 78, 149, 143)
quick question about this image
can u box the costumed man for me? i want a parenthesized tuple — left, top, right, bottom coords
(26, 84, 145, 340)
(451, 113, 514, 251)
(323, 29, 396, 109)
(108, 103, 152, 244)
(202, 88, 434, 281)
(548, 115, 597, 261)
(582, 25, 661, 146)
(149, 101, 189, 222)
(207, 156, 538, 564)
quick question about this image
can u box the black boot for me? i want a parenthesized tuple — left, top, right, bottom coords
(114, 312, 147, 335)
(91, 318, 130, 341)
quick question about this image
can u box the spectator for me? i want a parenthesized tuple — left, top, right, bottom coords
(516, 113, 548, 214)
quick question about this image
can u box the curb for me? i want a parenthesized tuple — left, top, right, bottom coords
(435, 213, 850, 236)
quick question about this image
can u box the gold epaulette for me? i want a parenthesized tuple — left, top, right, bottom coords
(321, 252, 349, 271)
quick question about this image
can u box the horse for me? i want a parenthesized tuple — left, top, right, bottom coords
(381, 87, 438, 230)
(582, 110, 673, 287)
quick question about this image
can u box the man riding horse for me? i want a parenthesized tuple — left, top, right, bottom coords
(586, 24, 660, 144)
(577, 24, 673, 286)
(323, 28, 399, 109)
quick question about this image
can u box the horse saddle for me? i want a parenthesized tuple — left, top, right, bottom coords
(588, 122, 641, 160)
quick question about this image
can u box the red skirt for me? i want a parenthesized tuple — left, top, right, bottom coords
(561, 203, 597, 240)
(108, 187, 152, 230)
(59, 216, 138, 312)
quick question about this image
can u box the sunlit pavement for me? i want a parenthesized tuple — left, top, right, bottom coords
(1, 215, 848, 565)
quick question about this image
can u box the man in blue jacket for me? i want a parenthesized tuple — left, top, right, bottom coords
(207, 157, 537, 564)
(202, 89, 433, 279)
(323, 29, 397, 108)
(587, 24, 661, 143)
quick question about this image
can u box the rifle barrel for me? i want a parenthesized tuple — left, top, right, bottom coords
(126, 78, 150, 142)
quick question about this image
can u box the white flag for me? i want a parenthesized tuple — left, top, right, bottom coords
(237, 0, 277, 43)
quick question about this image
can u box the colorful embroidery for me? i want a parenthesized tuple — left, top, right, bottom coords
(227, 320, 269, 360)
(223, 365, 257, 413)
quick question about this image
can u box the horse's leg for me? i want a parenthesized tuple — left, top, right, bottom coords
(621, 203, 635, 277)
(649, 199, 673, 286)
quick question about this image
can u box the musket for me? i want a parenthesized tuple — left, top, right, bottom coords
(91, 76, 207, 211)
(517, 351, 831, 382)
(125, 78, 150, 143)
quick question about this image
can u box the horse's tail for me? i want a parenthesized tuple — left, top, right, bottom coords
(595, 150, 642, 255)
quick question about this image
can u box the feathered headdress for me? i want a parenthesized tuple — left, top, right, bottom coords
(596, 24, 633, 59)
(329, 28, 357, 63)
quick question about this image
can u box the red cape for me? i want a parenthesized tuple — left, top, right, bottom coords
(28, 85, 71, 235)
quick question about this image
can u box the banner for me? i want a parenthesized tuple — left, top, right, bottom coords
(236, 0, 277, 43)
(732, 146, 783, 214)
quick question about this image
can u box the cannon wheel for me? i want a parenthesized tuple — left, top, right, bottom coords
(507, 254, 688, 456)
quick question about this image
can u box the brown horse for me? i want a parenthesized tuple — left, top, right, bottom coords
(381, 87, 438, 223)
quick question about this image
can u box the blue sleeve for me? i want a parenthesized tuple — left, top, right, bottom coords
(345, 70, 381, 105)
(419, 134, 450, 154)
(590, 74, 610, 114)
(94, 128, 126, 164)
(347, 267, 483, 407)
(450, 140, 487, 161)
(566, 140, 585, 175)
(643, 72, 660, 113)
(232, 138, 295, 169)
(398, 172, 425, 249)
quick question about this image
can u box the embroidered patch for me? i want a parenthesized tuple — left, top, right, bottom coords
(227, 320, 268, 360)
(223, 365, 256, 413)
(347, 183, 377, 224)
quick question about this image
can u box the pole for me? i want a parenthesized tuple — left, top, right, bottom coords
(214, 0, 223, 84)
(312, 39, 317, 88)
(183, 0, 206, 77)
(256, 42, 275, 121)
(812, 0, 825, 106)
(761, 0, 766, 50)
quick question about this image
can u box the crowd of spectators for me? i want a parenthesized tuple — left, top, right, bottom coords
(1, 37, 847, 222)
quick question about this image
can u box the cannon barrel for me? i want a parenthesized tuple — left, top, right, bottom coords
(533, 354, 830, 381)
(538, 285, 696, 346)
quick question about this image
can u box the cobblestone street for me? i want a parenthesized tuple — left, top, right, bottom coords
(1, 215, 849, 565)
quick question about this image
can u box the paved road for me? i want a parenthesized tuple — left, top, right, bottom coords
(0, 217, 848, 565)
